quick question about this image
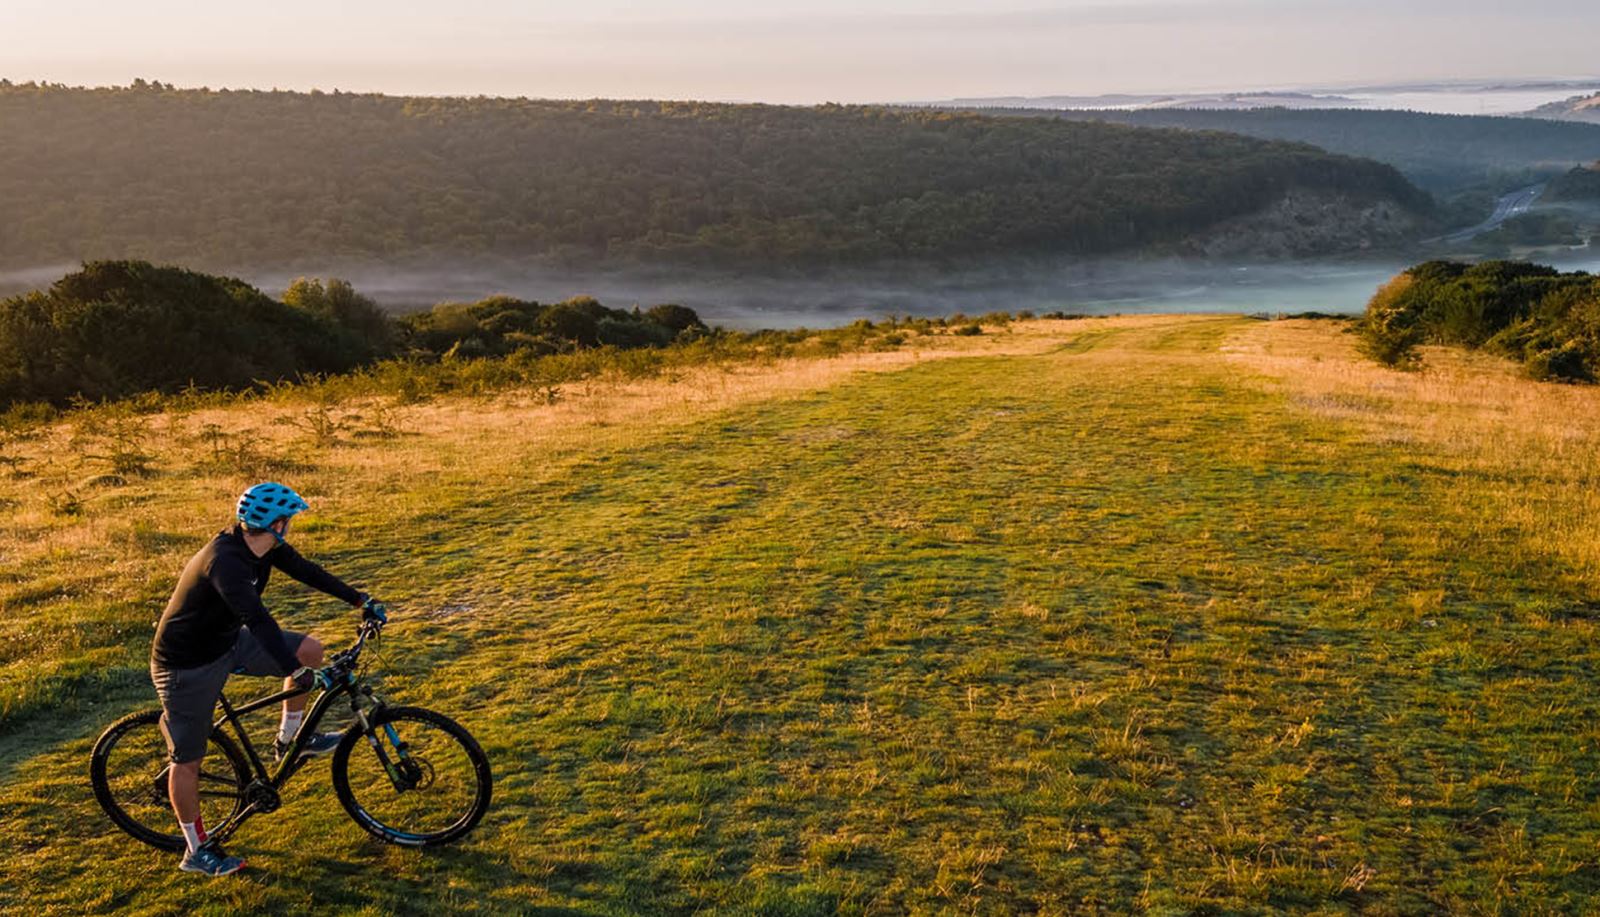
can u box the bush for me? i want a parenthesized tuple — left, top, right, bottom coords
(0, 261, 371, 404)
(538, 303, 600, 348)
(1357, 318, 1424, 369)
(283, 277, 394, 356)
(597, 315, 673, 349)
(399, 295, 701, 358)
(1525, 343, 1593, 382)
(1358, 260, 1600, 379)
(645, 304, 706, 334)
(1356, 274, 1424, 368)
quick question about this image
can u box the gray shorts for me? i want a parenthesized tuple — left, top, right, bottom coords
(149, 628, 307, 763)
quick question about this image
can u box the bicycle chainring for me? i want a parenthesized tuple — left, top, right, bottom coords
(243, 779, 281, 814)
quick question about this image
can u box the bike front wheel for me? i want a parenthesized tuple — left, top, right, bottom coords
(331, 705, 491, 847)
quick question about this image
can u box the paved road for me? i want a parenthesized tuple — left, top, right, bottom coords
(1433, 183, 1546, 244)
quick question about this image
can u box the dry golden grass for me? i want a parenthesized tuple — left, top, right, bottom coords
(0, 320, 1076, 609)
(1226, 318, 1600, 586)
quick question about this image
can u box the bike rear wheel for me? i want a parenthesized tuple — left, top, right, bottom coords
(89, 709, 251, 852)
(331, 705, 491, 847)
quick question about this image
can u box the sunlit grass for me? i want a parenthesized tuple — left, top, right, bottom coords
(3, 314, 1599, 914)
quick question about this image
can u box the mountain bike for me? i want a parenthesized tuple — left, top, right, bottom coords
(90, 617, 491, 850)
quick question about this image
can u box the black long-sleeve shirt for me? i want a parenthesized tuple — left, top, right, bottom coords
(151, 525, 364, 671)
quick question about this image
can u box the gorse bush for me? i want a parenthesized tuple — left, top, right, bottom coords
(1358, 260, 1600, 380)
(283, 277, 394, 357)
(1356, 274, 1425, 369)
(0, 262, 708, 406)
(399, 294, 704, 357)
(0, 261, 371, 404)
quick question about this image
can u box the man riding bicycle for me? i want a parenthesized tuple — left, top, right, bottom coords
(149, 482, 386, 876)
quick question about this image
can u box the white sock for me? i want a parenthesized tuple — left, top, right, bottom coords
(278, 710, 304, 744)
(180, 821, 204, 854)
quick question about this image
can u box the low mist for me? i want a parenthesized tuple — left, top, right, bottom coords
(225, 253, 1600, 327)
(213, 259, 1435, 328)
(6, 254, 1598, 329)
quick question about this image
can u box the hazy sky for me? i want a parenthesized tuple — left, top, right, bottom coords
(2, 0, 1596, 103)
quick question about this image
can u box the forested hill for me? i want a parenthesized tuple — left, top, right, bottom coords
(0, 83, 1429, 270)
(989, 107, 1600, 193)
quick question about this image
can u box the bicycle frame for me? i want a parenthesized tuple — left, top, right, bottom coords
(195, 625, 409, 846)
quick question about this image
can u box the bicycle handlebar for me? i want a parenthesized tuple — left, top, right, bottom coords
(318, 617, 385, 684)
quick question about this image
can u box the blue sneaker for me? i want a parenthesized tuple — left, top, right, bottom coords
(274, 731, 342, 763)
(178, 842, 245, 876)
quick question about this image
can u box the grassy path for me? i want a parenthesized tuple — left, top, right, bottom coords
(4, 316, 1599, 914)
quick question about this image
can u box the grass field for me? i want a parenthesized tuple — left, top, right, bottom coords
(4, 314, 1600, 914)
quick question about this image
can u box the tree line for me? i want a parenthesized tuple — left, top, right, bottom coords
(1008, 107, 1600, 195)
(0, 261, 706, 404)
(0, 83, 1429, 271)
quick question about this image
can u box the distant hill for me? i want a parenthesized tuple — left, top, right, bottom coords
(1527, 92, 1600, 124)
(944, 91, 1363, 111)
(963, 107, 1600, 194)
(0, 83, 1430, 270)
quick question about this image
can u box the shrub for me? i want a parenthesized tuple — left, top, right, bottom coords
(1357, 317, 1424, 369)
(1358, 260, 1600, 379)
(645, 304, 706, 334)
(1357, 274, 1424, 368)
(597, 316, 673, 349)
(399, 294, 700, 358)
(283, 277, 395, 356)
(1525, 343, 1593, 382)
(0, 261, 371, 404)
(538, 303, 600, 348)
(442, 338, 491, 362)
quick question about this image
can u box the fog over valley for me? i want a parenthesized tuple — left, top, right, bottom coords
(240, 250, 1600, 327)
(7, 252, 1597, 329)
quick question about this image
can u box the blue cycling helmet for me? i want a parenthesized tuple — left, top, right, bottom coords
(237, 482, 309, 532)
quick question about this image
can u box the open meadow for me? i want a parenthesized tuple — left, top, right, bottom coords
(4, 314, 1600, 914)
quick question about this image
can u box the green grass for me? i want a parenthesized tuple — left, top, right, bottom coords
(4, 315, 1600, 914)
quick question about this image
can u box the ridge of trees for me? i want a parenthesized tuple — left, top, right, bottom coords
(0, 84, 1429, 270)
(991, 107, 1600, 194)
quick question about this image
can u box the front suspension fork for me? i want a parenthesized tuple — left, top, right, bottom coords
(351, 686, 419, 791)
